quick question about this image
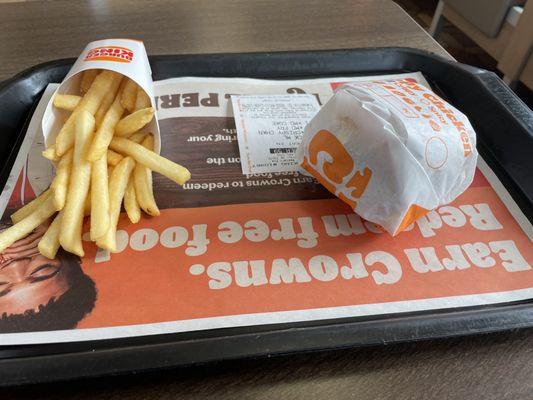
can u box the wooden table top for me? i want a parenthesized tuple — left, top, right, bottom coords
(0, 0, 447, 81)
(1, 0, 531, 399)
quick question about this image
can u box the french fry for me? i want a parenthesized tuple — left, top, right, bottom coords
(55, 70, 119, 156)
(94, 75, 124, 128)
(50, 149, 73, 210)
(109, 137, 191, 185)
(90, 153, 110, 240)
(42, 146, 59, 162)
(124, 178, 141, 223)
(129, 131, 147, 144)
(96, 157, 135, 251)
(107, 149, 124, 166)
(121, 79, 138, 113)
(80, 69, 99, 94)
(11, 189, 52, 224)
(134, 135, 160, 216)
(86, 86, 125, 162)
(59, 111, 95, 257)
(134, 87, 151, 110)
(38, 212, 62, 259)
(84, 188, 92, 216)
(142, 134, 155, 150)
(53, 94, 82, 111)
(115, 107, 154, 137)
(0, 196, 58, 252)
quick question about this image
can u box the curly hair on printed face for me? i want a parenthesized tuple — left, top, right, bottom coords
(0, 249, 97, 334)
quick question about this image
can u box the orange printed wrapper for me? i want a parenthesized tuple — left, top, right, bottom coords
(41, 38, 160, 154)
(297, 78, 478, 235)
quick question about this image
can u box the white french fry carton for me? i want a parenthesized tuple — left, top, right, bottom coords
(42, 38, 160, 154)
(297, 78, 478, 235)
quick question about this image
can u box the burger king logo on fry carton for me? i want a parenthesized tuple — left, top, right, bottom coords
(84, 46, 134, 63)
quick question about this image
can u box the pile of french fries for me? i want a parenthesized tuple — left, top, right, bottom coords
(0, 70, 190, 258)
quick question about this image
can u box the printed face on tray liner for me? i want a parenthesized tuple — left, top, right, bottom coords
(0, 221, 96, 333)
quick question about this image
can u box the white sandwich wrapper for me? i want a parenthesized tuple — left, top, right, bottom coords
(297, 78, 478, 236)
(42, 38, 160, 154)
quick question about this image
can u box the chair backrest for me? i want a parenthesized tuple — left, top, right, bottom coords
(446, 0, 526, 37)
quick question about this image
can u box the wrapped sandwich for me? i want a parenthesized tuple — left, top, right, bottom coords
(297, 78, 477, 235)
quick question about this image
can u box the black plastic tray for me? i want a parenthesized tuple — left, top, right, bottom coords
(0, 48, 532, 386)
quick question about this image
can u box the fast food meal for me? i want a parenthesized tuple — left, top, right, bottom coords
(297, 78, 478, 235)
(0, 67, 190, 258)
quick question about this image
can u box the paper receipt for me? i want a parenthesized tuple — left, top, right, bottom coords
(232, 94, 320, 174)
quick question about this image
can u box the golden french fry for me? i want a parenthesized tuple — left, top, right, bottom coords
(134, 87, 151, 111)
(141, 133, 154, 150)
(55, 70, 119, 156)
(95, 75, 124, 128)
(110, 137, 190, 185)
(121, 79, 138, 113)
(86, 86, 125, 162)
(96, 157, 135, 251)
(134, 135, 160, 216)
(106, 149, 124, 166)
(11, 189, 52, 224)
(115, 107, 154, 137)
(53, 94, 82, 111)
(42, 146, 59, 162)
(84, 188, 91, 216)
(0, 196, 58, 252)
(59, 111, 95, 257)
(80, 69, 99, 94)
(50, 149, 73, 210)
(90, 153, 110, 240)
(124, 178, 141, 223)
(128, 131, 147, 144)
(38, 212, 62, 259)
